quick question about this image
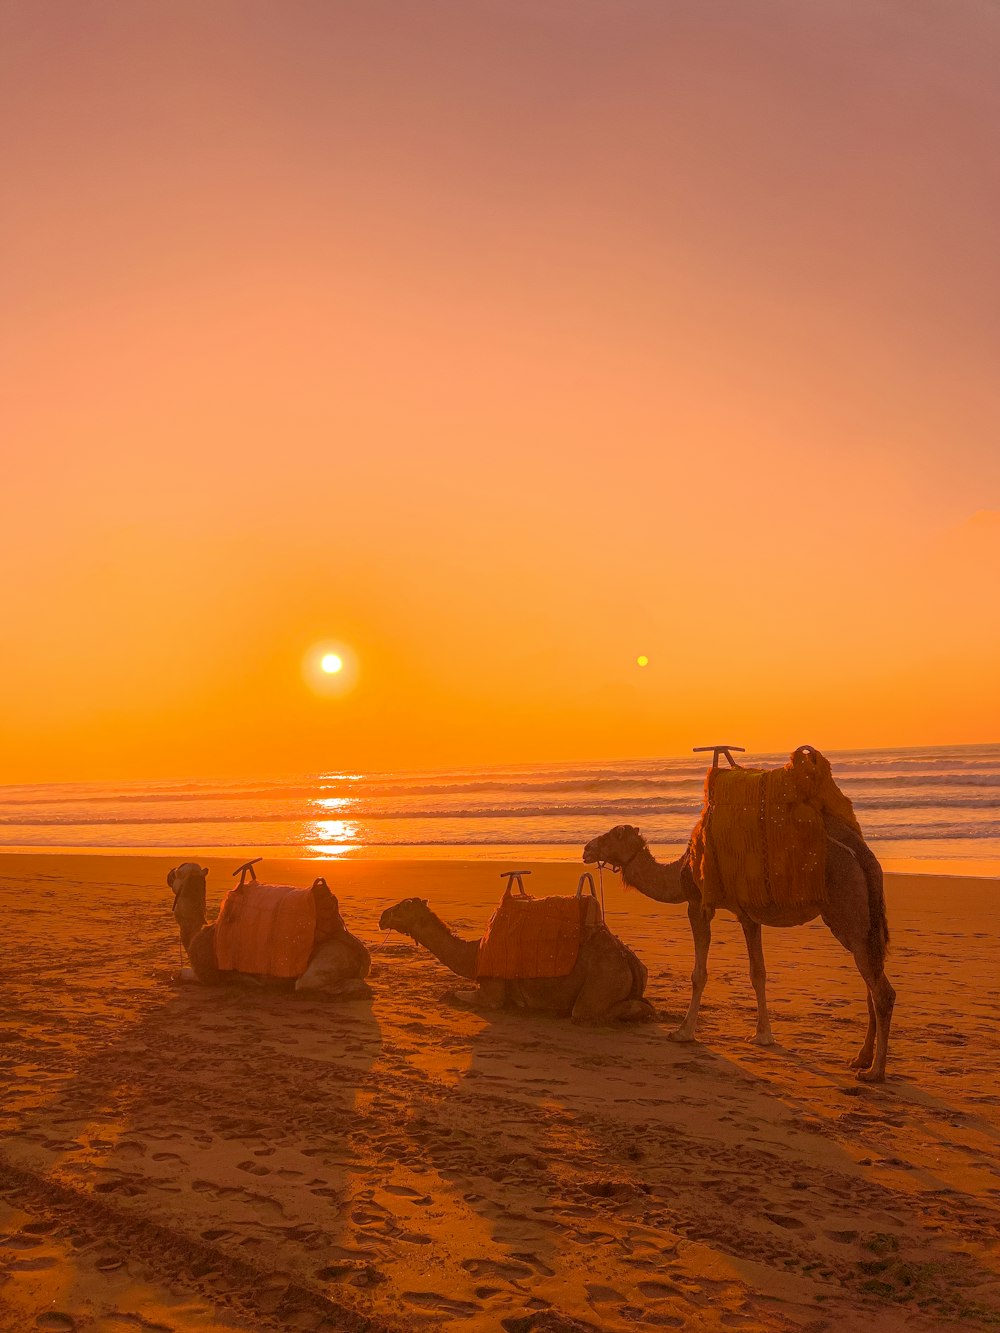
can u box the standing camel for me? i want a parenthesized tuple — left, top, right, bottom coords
(582, 816, 894, 1081)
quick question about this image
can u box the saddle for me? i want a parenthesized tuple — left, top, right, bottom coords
(690, 745, 862, 912)
(213, 879, 326, 978)
(476, 876, 603, 980)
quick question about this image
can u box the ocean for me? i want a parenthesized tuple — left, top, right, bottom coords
(1, 744, 998, 874)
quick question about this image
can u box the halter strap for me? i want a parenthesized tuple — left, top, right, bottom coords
(602, 842, 645, 875)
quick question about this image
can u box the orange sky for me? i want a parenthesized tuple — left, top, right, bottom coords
(2, 2, 999, 782)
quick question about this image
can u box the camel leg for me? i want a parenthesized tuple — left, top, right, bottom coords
(849, 991, 877, 1071)
(295, 938, 371, 996)
(604, 998, 657, 1024)
(852, 958, 895, 1084)
(739, 919, 774, 1046)
(821, 854, 895, 1082)
(572, 994, 655, 1025)
(671, 902, 712, 1042)
(448, 979, 506, 1011)
(570, 960, 636, 1025)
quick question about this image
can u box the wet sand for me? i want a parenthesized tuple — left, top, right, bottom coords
(1, 854, 999, 1332)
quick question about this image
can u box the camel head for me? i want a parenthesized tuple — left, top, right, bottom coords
(379, 897, 430, 937)
(583, 825, 645, 872)
(167, 862, 209, 936)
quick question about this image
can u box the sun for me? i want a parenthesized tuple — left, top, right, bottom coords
(303, 642, 357, 694)
(637, 655, 649, 667)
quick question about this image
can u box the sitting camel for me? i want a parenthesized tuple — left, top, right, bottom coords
(378, 897, 655, 1024)
(168, 862, 372, 997)
(583, 819, 894, 1081)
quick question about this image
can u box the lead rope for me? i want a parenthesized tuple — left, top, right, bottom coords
(169, 884, 185, 971)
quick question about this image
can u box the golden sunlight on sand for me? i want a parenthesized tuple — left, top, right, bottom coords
(2, 855, 999, 1332)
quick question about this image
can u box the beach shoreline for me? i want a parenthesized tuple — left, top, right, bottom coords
(2, 853, 999, 1331)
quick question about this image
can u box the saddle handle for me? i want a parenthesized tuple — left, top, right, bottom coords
(576, 872, 598, 898)
(693, 745, 745, 770)
(233, 857, 263, 888)
(500, 870, 531, 897)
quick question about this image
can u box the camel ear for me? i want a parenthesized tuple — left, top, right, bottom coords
(167, 868, 176, 887)
(421, 898, 428, 906)
(201, 867, 209, 876)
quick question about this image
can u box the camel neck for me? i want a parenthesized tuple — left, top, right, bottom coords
(622, 845, 689, 904)
(174, 900, 207, 954)
(409, 909, 480, 980)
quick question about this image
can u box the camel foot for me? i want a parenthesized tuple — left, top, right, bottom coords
(855, 1065, 886, 1084)
(849, 1050, 875, 1070)
(178, 966, 199, 985)
(301, 975, 376, 997)
(751, 1031, 776, 1047)
(669, 1027, 697, 1043)
(444, 987, 495, 1011)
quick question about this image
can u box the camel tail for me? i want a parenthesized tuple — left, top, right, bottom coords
(858, 842, 890, 973)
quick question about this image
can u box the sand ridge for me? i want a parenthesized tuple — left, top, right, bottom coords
(1, 855, 999, 1331)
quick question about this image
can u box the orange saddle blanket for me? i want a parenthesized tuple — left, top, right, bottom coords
(476, 892, 601, 980)
(690, 746, 862, 913)
(213, 882, 317, 978)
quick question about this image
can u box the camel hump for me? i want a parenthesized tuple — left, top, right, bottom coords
(310, 876, 349, 944)
(691, 747, 863, 913)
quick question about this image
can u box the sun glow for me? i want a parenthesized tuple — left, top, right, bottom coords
(302, 643, 358, 697)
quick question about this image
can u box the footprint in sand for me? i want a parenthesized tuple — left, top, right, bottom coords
(462, 1257, 534, 1281)
(92, 1178, 144, 1198)
(320, 1245, 380, 1263)
(403, 1292, 483, 1317)
(384, 1184, 431, 1202)
(237, 1160, 270, 1176)
(586, 1283, 628, 1304)
(35, 1316, 76, 1332)
(9, 1255, 59, 1272)
(763, 1211, 807, 1229)
(510, 1251, 555, 1277)
(638, 1280, 682, 1300)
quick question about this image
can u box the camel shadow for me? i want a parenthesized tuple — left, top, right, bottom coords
(384, 986, 1000, 1330)
(2, 972, 386, 1328)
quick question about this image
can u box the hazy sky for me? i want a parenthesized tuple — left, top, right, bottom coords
(2, 1, 999, 780)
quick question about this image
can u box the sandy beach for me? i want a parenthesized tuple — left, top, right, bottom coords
(2, 854, 999, 1333)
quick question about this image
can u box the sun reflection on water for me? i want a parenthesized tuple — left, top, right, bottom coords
(307, 818, 363, 859)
